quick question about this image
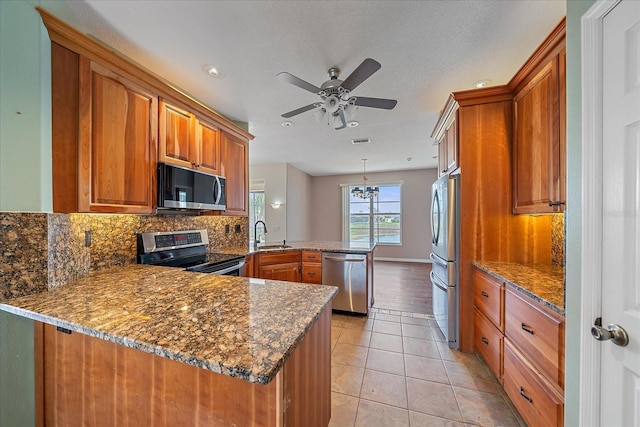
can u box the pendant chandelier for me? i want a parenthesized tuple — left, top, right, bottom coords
(351, 159, 379, 199)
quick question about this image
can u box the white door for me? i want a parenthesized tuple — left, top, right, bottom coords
(582, 1, 640, 426)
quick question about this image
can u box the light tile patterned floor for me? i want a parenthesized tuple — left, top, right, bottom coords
(330, 308, 525, 427)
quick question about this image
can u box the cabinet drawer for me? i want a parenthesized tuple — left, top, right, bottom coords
(302, 251, 322, 263)
(503, 339, 563, 427)
(302, 263, 322, 284)
(505, 288, 564, 389)
(474, 308, 503, 382)
(258, 251, 301, 266)
(473, 268, 504, 331)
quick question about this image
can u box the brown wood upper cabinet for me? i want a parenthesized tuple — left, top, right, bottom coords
(431, 100, 459, 176)
(77, 58, 158, 214)
(512, 48, 566, 214)
(221, 131, 249, 216)
(159, 99, 221, 176)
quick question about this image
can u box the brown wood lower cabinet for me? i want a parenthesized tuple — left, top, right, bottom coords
(301, 251, 322, 284)
(503, 339, 564, 427)
(35, 306, 331, 427)
(473, 308, 503, 382)
(256, 251, 302, 282)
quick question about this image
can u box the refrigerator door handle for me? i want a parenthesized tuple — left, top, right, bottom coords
(430, 252, 447, 267)
(430, 270, 448, 291)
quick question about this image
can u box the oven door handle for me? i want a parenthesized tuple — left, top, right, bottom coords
(430, 270, 448, 292)
(212, 260, 245, 275)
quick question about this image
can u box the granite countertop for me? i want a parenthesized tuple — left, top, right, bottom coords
(0, 265, 337, 385)
(249, 240, 376, 255)
(472, 261, 565, 316)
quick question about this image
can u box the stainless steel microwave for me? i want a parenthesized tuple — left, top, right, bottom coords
(157, 163, 226, 211)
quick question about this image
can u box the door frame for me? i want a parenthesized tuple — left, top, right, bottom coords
(579, 1, 622, 425)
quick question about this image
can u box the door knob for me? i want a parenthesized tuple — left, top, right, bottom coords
(591, 319, 629, 346)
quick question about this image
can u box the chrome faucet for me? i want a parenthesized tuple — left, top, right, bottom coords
(254, 220, 268, 248)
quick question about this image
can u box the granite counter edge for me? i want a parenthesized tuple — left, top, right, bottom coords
(471, 262, 565, 317)
(0, 288, 338, 385)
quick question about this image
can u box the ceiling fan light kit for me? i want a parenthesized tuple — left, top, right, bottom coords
(278, 58, 397, 130)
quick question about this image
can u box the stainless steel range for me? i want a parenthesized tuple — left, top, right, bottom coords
(137, 229, 246, 276)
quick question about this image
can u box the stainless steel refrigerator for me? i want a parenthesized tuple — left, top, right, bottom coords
(430, 174, 459, 348)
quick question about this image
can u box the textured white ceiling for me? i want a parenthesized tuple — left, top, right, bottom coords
(66, 0, 566, 176)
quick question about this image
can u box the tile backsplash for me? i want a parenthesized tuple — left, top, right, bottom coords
(1, 212, 249, 300)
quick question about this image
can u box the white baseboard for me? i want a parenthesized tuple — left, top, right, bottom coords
(374, 257, 430, 263)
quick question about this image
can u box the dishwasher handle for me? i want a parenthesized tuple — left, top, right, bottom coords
(323, 255, 366, 263)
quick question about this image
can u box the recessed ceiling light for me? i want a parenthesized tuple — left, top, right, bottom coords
(281, 121, 294, 127)
(347, 121, 359, 127)
(473, 79, 491, 89)
(202, 65, 221, 77)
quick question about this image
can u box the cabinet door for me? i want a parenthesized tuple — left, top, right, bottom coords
(159, 99, 194, 169)
(258, 263, 301, 282)
(301, 263, 322, 284)
(221, 131, 249, 216)
(437, 137, 447, 176)
(195, 117, 220, 175)
(513, 53, 565, 214)
(445, 113, 459, 173)
(78, 59, 157, 213)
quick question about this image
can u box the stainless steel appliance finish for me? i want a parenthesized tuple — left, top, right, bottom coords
(322, 252, 369, 314)
(430, 174, 459, 348)
(137, 230, 245, 276)
(157, 163, 226, 211)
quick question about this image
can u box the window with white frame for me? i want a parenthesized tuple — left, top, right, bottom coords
(249, 180, 265, 241)
(342, 183, 402, 245)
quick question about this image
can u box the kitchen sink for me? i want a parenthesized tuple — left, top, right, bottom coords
(256, 244, 292, 250)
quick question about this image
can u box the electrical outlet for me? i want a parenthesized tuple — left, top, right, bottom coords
(235, 224, 241, 233)
(84, 230, 91, 247)
(225, 224, 230, 234)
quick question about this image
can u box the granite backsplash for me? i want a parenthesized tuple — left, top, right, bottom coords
(550, 213, 565, 267)
(1, 212, 249, 300)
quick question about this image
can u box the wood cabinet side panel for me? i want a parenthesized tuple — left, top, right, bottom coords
(457, 101, 512, 351)
(284, 306, 332, 427)
(51, 42, 79, 213)
(41, 323, 279, 426)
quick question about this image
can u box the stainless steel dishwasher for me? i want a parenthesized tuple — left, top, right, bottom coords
(322, 252, 368, 314)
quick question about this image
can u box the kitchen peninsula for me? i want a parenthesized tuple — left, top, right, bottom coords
(0, 265, 337, 426)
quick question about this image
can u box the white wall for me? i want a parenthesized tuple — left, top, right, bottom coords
(565, 1, 595, 425)
(249, 164, 287, 242)
(286, 164, 312, 241)
(310, 168, 438, 261)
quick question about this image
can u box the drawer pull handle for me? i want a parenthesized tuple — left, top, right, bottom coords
(519, 387, 533, 403)
(481, 291, 489, 298)
(481, 336, 489, 345)
(521, 323, 535, 335)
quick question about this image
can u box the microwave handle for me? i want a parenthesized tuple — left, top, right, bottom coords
(213, 176, 222, 205)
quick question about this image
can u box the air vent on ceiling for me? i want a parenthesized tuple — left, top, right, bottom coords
(351, 138, 371, 145)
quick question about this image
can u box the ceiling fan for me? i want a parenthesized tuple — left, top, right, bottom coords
(277, 58, 397, 130)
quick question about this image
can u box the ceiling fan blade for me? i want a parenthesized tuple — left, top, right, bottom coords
(334, 108, 347, 130)
(340, 58, 381, 92)
(277, 72, 321, 94)
(353, 96, 398, 110)
(281, 103, 319, 118)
